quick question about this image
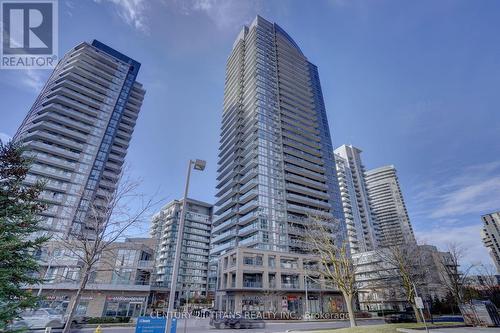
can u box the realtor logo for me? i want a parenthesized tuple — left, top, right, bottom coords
(1, 0, 58, 69)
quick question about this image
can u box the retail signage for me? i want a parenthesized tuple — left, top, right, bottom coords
(107, 296, 145, 302)
(135, 317, 166, 333)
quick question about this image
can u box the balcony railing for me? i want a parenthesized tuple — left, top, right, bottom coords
(281, 283, 300, 289)
(212, 229, 237, 243)
(243, 281, 263, 288)
(137, 260, 154, 269)
(210, 240, 236, 255)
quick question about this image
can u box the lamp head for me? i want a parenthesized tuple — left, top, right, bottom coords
(193, 159, 206, 171)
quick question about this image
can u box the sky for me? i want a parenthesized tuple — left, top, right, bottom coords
(1, 0, 499, 268)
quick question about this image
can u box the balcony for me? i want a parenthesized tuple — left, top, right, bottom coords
(239, 177, 258, 194)
(214, 207, 237, 224)
(285, 173, 327, 191)
(287, 203, 332, 219)
(215, 197, 237, 215)
(238, 199, 258, 216)
(281, 283, 300, 290)
(212, 229, 237, 243)
(284, 154, 324, 173)
(186, 212, 210, 223)
(287, 226, 305, 235)
(239, 233, 260, 247)
(283, 146, 323, 165)
(238, 211, 259, 226)
(286, 193, 330, 210)
(212, 217, 236, 234)
(238, 223, 259, 236)
(239, 189, 258, 204)
(286, 182, 329, 200)
(243, 281, 263, 288)
(210, 240, 236, 255)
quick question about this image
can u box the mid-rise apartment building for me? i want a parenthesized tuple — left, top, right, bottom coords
(211, 16, 344, 310)
(14, 40, 145, 238)
(151, 199, 213, 308)
(481, 211, 500, 272)
(36, 238, 155, 318)
(365, 165, 416, 247)
(334, 145, 378, 253)
(216, 248, 345, 314)
(354, 245, 452, 312)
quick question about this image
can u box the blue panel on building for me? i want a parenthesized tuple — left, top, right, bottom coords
(135, 317, 166, 333)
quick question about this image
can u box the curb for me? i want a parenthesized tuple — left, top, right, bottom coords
(396, 325, 468, 332)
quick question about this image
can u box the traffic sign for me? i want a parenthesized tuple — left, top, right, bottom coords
(415, 297, 424, 309)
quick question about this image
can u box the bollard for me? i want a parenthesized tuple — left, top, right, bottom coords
(94, 325, 102, 333)
(45, 327, 52, 333)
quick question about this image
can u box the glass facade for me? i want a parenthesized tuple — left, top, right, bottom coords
(14, 40, 145, 237)
(212, 16, 344, 257)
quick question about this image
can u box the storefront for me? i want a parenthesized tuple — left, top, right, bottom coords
(102, 296, 146, 318)
(38, 293, 96, 316)
(38, 294, 71, 313)
(241, 295, 265, 312)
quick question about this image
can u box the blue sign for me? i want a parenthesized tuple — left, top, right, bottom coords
(169, 317, 177, 333)
(135, 316, 166, 333)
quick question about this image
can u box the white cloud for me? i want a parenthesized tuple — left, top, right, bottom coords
(21, 69, 46, 92)
(93, 0, 260, 33)
(412, 161, 500, 219)
(430, 176, 500, 218)
(0, 69, 48, 93)
(170, 0, 261, 30)
(94, 0, 149, 33)
(0, 132, 12, 143)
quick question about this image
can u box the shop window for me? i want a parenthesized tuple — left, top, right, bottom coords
(76, 301, 88, 315)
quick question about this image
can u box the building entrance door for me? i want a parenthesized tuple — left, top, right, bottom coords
(128, 302, 143, 317)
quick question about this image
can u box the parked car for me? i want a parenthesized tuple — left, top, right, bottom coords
(209, 314, 227, 329)
(384, 312, 416, 323)
(225, 316, 265, 329)
(10, 308, 65, 329)
(66, 315, 89, 328)
(192, 307, 211, 317)
(210, 315, 266, 329)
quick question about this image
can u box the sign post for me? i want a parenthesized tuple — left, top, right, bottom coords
(414, 296, 428, 333)
(135, 317, 166, 333)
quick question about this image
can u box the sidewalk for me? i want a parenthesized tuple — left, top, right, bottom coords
(397, 327, 500, 333)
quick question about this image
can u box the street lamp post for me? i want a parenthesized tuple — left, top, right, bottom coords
(412, 282, 429, 333)
(304, 275, 309, 317)
(165, 159, 206, 333)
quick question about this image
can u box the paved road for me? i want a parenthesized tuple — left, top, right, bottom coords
(38, 318, 385, 333)
(401, 328, 500, 333)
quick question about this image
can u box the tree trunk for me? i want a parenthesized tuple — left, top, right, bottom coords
(63, 266, 90, 333)
(343, 292, 357, 327)
(411, 303, 423, 323)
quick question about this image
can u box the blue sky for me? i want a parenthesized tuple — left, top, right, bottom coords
(1, 0, 499, 266)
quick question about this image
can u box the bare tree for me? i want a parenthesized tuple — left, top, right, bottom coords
(303, 216, 357, 327)
(57, 174, 157, 333)
(437, 242, 474, 306)
(376, 245, 428, 323)
(471, 263, 500, 304)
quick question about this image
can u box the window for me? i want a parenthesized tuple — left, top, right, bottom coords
(112, 268, 133, 284)
(280, 258, 298, 269)
(268, 256, 275, 268)
(116, 249, 136, 266)
(243, 255, 263, 266)
(76, 301, 88, 316)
